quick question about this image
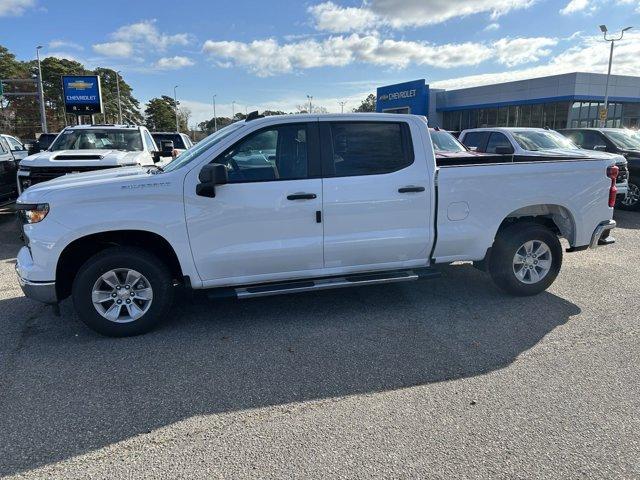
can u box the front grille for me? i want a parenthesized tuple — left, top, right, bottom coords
(23, 165, 117, 187)
(617, 164, 629, 184)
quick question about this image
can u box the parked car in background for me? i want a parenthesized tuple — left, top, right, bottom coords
(558, 128, 640, 211)
(15, 113, 619, 336)
(151, 132, 194, 160)
(1, 134, 29, 161)
(429, 128, 503, 166)
(459, 127, 629, 200)
(0, 136, 18, 206)
(17, 124, 160, 194)
(27, 132, 60, 156)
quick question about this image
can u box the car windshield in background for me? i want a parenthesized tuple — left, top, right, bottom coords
(430, 130, 467, 152)
(50, 129, 143, 151)
(603, 130, 640, 150)
(152, 134, 186, 149)
(512, 130, 578, 151)
(162, 122, 246, 172)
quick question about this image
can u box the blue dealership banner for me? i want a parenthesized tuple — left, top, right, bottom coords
(62, 75, 103, 114)
(376, 79, 429, 115)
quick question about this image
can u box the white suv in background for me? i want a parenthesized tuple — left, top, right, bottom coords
(17, 124, 160, 194)
(1, 134, 29, 161)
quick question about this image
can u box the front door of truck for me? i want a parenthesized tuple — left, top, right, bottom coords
(185, 122, 324, 285)
(320, 120, 432, 269)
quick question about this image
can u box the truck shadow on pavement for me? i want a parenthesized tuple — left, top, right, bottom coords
(0, 264, 580, 476)
(614, 210, 640, 230)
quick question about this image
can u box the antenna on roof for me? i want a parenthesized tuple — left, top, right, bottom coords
(246, 110, 263, 122)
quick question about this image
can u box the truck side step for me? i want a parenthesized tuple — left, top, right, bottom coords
(205, 268, 440, 300)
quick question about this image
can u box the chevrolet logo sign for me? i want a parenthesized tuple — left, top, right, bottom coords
(68, 80, 93, 90)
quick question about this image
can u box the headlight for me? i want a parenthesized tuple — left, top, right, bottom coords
(16, 203, 49, 224)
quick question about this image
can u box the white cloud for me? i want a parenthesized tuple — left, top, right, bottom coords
(0, 0, 35, 16)
(309, 0, 536, 32)
(92, 41, 134, 58)
(203, 34, 494, 76)
(155, 56, 195, 70)
(49, 40, 83, 50)
(432, 31, 640, 90)
(44, 51, 80, 62)
(559, 0, 590, 15)
(308, 2, 378, 33)
(112, 19, 190, 50)
(494, 37, 557, 66)
(484, 22, 500, 31)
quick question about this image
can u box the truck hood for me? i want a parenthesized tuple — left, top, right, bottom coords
(19, 149, 147, 168)
(17, 166, 158, 203)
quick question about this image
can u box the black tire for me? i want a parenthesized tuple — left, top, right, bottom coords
(72, 247, 174, 337)
(618, 181, 640, 211)
(488, 222, 562, 296)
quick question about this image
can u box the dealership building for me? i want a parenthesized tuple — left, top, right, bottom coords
(375, 73, 640, 130)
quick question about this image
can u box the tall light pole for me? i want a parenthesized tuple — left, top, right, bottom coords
(599, 25, 632, 127)
(306, 95, 313, 114)
(36, 45, 47, 133)
(173, 85, 179, 132)
(212, 94, 217, 132)
(338, 101, 346, 113)
(115, 70, 122, 124)
(232, 100, 236, 119)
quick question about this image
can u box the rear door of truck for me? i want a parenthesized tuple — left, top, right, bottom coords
(319, 116, 435, 270)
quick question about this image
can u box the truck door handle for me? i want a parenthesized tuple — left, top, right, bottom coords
(398, 186, 425, 193)
(287, 193, 317, 200)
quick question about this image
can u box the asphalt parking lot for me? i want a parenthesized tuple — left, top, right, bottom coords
(0, 206, 639, 479)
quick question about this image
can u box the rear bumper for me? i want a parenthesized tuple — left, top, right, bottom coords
(16, 271, 57, 304)
(589, 220, 616, 249)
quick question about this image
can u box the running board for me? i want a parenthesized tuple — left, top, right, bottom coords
(207, 268, 440, 300)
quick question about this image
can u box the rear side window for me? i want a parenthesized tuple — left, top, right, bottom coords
(326, 122, 412, 177)
(461, 131, 489, 151)
(0, 138, 8, 154)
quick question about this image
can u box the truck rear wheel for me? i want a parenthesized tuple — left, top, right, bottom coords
(488, 223, 562, 296)
(72, 247, 174, 337)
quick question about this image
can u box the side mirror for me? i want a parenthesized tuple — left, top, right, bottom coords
(160, 140, 175, 156)
(495, 145, 514, 155)
(594, 145, 608, 151)
(196, 163, 228, 198)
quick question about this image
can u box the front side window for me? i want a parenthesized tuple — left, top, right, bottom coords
(217, 124, 308, 182)
(511, 130, 578, 151)
(430, 130, 466, 153)
(485, 132, 512, 153)
(327, 122, 411, 177)
(5, 136, 22, 150)
(461, 131, 489, 151)
(50, 129, 144, 151)
(0, 138, 8, 154)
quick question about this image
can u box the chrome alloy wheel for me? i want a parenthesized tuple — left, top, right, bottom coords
(91, 268, 153, 323)
(621, 182, 640, 207)
(512, 240, 552, 285)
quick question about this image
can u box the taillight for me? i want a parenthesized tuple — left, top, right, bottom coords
(607, 165, 619, 208)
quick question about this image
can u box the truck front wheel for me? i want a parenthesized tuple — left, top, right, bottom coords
(488, 223, 562, 296)
(72, 247, 174, 337)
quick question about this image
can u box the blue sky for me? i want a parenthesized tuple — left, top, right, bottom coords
(2, 0, 639, 125)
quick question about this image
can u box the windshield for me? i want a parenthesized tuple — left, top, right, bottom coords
(430, 130, 467, 152)
(163, 122, 245, 172)
(511, 130, 578, 151)
(603, 130, 640, 150)
(50, 129, 143, 151)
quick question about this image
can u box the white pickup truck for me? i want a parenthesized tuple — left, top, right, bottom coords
(17, 124, 159, 194)
(15, 113, 618, 337)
